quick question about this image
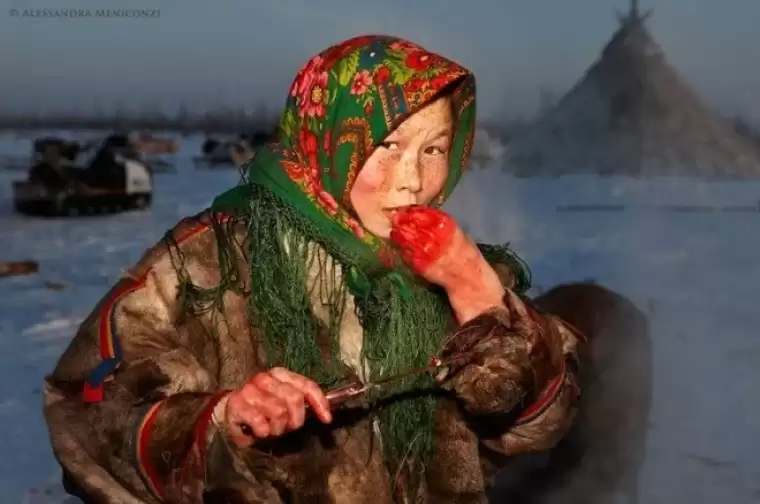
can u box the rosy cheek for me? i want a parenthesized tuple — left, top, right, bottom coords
(374, 158, 396, 194)
(357, 160, 392, 198)
(351, 157, 393, 214)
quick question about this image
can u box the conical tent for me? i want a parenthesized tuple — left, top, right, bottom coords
(504, 4, 760, 178)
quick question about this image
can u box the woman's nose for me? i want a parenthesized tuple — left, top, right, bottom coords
(395, 153, 422, 193)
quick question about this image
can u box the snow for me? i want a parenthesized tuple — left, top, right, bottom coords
(2, 131, 759, 503)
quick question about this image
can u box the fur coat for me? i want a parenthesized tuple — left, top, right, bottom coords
(43, 211, 581, 503)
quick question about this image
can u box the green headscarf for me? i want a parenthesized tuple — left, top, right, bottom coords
(207, 35, 526, 494)
(214, 35, 475, 270)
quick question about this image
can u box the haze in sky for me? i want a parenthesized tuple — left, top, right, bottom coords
(1, 0, 758, 123)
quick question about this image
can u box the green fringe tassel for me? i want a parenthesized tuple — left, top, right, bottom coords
(167, 185, 534, 499)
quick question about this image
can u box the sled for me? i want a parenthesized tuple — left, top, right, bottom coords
(13, 135, 153, 217)
(0, 260, 39, 278)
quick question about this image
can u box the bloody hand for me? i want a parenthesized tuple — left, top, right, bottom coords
(222, 367, 332, 448)
(389, 205, 508, 323)
(389, 205, 456, 276)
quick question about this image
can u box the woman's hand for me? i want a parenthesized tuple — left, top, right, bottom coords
(389, 206, 506, 323)
(222, 367, 332, 448)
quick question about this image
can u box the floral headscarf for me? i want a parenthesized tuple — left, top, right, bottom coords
(214, 34, 476, 274)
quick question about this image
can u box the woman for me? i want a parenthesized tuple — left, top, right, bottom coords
(44, 35, 581, 503)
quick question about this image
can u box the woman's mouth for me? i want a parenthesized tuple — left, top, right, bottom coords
(383, 206, 410, 221)
(383, 208, 399, 220)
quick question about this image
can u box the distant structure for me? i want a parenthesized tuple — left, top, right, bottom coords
(504, 0, 760, 178)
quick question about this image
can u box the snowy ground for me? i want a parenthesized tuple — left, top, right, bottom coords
(1, 132, 759, 503)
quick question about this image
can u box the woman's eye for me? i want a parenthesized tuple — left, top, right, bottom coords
(425, 145, 447, 155)
(378, 141, 400, 151)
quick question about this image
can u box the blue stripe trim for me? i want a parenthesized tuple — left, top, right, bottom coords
(86, 358, 120, 386)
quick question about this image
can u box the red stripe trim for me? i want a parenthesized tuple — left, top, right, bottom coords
(178, 390, 231, 486)
(174, 213, 231, 245)
(135, 401, 167, 499)
(515, 359, 567, 426)
(193, 391, 231, 472)
(90, 213, 231, 380)
(98, 276, 148, 359)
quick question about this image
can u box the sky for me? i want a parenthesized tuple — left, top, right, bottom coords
(1, 0, 758, 124)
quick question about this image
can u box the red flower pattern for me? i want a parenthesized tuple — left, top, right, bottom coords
(405, 51, 434, 71)
(430, 73, 452, 91)
(290, 55, 330, 118)
(388, 40, 419, 52)
(406, 78, 426, 92)
(298, 128, 319, 178)
(323, 35, 376, 67)
(350, 70, 372, 95)
(322, 129, 332, 154)
(301, 71, 329, 118)
(281, 161, 308, 182)
(373, 66, 390, 84)
(346, 217, 365, 239)
(290, 55, 323, 99)
(316, 189, 339, 215)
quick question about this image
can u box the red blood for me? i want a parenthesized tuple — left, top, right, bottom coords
(389, 206, 456, 274)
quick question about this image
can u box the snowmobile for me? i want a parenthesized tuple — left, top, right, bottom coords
(130, 133, 180, 172)
(12, 134, 153, 217)
(230, 131, 276, 165)
(193, 137, 237, 167)
(1, 137, 82, 172)
(238, 130, 276, 148)
(131, 133, 179, 155)
(32, 137, 83, 164)
(194, 130, 275, 168)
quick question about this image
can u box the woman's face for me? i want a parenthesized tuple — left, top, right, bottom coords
(349, 95, 454, 239)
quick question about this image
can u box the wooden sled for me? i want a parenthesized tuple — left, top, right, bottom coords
(0, 260, 39, 278)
